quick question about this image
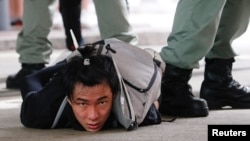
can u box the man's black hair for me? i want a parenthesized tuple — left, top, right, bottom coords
(62, 46, 120, 99)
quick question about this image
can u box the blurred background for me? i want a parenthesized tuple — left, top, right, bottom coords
(0, 0, 178, 50)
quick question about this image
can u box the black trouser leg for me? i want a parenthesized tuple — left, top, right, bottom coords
(59, 0, 84, 51)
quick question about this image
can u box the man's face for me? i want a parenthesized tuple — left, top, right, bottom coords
(68, 82, 113, 132)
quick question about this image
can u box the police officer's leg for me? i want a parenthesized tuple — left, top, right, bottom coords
(201, 0, 250, 109)
(159, 0, 227, 117)
(6, 0, 57, 89)
(93, 0, 138, 45)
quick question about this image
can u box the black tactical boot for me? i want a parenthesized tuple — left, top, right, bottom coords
(159, 63, 209, 117)
(200, 58, 250, 109)
(6, 63, 45, 89)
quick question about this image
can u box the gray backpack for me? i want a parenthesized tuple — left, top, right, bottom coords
(52, 38, 165, 130)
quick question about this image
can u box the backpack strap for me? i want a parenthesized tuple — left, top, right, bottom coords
(123, 63, 158, 93)
(144, 48, 165, 73)
(51, 96, 67, 129)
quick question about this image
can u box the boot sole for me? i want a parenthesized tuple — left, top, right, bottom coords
(204, 98, 250, 110)
(162, 106, 209, 117)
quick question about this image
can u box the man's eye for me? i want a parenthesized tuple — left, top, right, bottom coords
(78, 102, 87, 106)
(99, 101, 107, 105)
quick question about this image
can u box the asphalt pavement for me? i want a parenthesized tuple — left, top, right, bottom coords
(1, 0, 250, 140)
